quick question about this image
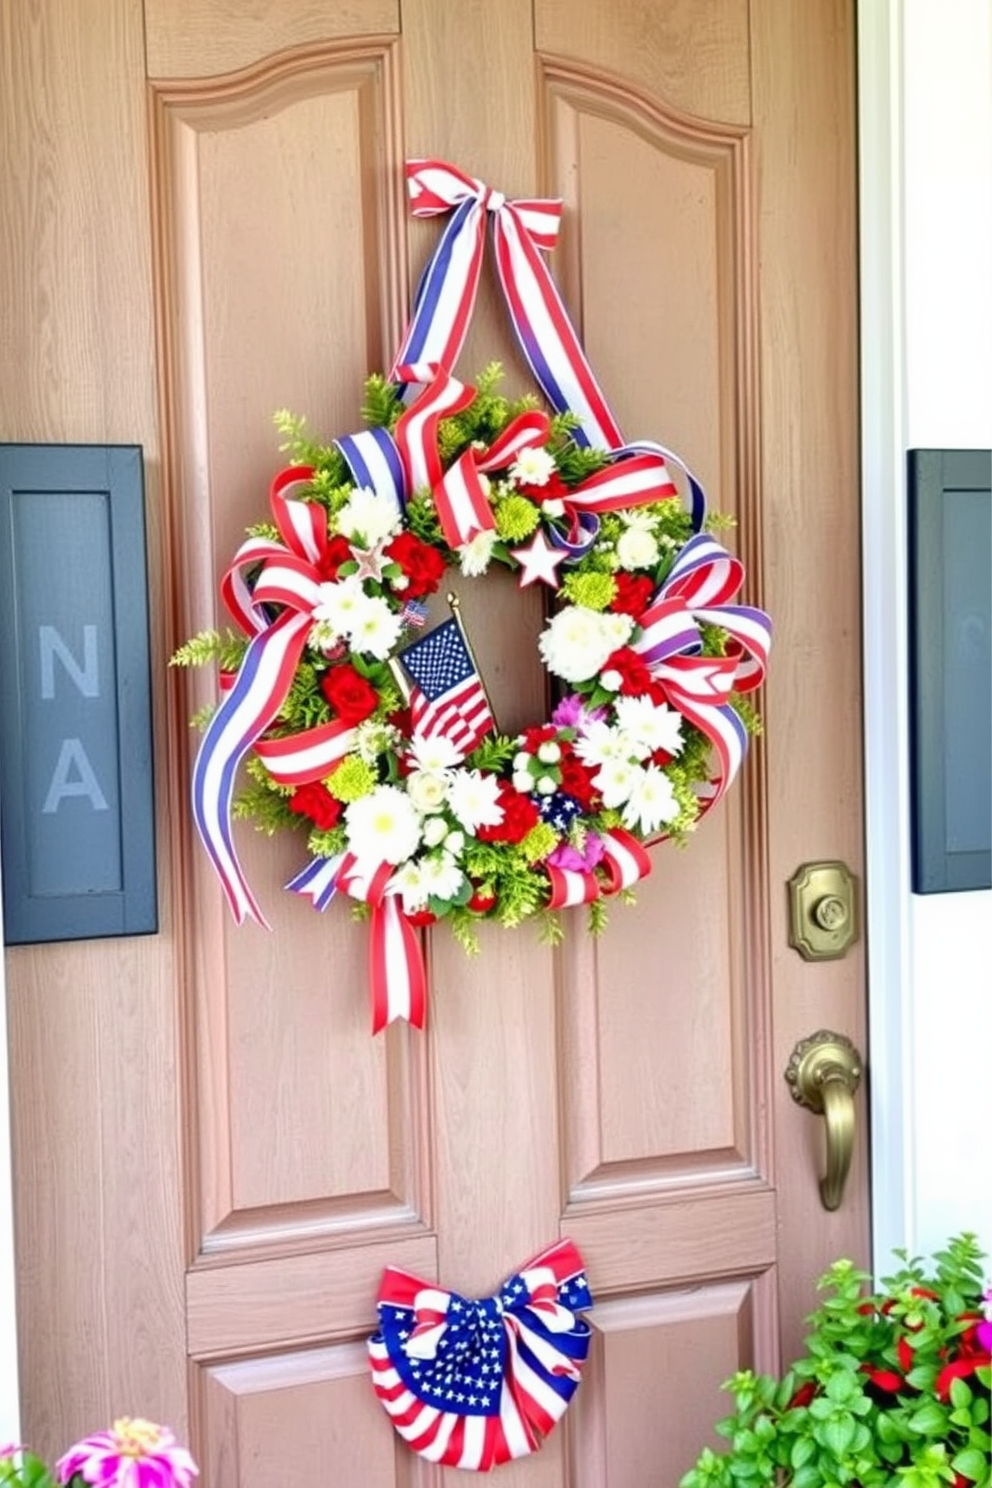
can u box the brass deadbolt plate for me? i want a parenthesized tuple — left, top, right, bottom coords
(787, 861, 858, 961)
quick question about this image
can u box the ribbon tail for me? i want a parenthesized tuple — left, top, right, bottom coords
(191, 611, 311, 926)
(369, 895, 428, 1034)
(390, 194, 487, 377)
(491, 203, 624, 451)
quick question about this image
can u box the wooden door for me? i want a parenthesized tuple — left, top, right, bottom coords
(1, 2, 866, 1485)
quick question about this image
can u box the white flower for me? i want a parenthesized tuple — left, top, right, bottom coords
(345, 784, 422, 865)
(447, 769, 504, 833)
(620, 763, 680, 834)
(311, 575, 366, 636)
(538, 607, 628, 685)
(458, 528, 497, 577)
(616, 526, 660, 571)
(354, 719, 401, 763)
(512, 771, 534, 794)
(509, 446, 557, 487)
(537, 741, 561, 764)
(536, 775, 557, 796)
(422, 816, 450, 848)
(513, 751, 532, 772)
(602, 612, 635, 648)
(574, 720, 631, 768)
(409, 736, 465, 773)
(593, 759, 641, 808)
(419, 852, 466, 903)
(600, 668, 622, 693)
(406, 770, 451, 814)
(347, 594, 404, 660)
(613, 695, 684, 757)
(541, 498, 565, 518)
(392, 860, 430, 914)
(335, 486, 402, 547)
(444, 830, 465, 857)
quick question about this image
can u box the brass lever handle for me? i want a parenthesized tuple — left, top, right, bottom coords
(785, 1031, 863, 1211)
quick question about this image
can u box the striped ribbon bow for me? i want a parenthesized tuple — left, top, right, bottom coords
(368, 1239, 593, 1471)
(191, 465, 366, 926)
(632, 532, 772, 822)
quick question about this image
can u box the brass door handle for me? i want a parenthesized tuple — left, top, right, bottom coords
(785, 1031, 863, 1211)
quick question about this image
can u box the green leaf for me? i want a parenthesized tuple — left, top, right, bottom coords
(951, 1446, 990, 1481)
(790, 1436, 817, 1470)
(821, 1414, 857, 1456)
(907, 1400, 949, 1435)
(950, 1375, 974, 1411)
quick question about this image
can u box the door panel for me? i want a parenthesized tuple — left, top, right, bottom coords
(2, 1, 865, 1484)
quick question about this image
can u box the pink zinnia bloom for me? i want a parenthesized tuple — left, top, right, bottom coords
(547, 832, 606, 873)
(551, 694, 606, 730)
(56, 1419, 198, 1488)
(978, 1287, 992, 1353)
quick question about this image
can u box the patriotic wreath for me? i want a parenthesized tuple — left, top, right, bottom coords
(176, 159, 771, 1034)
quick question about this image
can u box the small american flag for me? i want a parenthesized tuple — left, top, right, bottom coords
(399, 618, 494, 755)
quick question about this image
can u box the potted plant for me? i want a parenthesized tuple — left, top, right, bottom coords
(680, 1233, 991, 1488)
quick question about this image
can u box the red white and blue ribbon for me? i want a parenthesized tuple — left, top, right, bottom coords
(393, 159, 623, 452)
(368, 1238, 592, 1470)
(545, 827, 653, 911)
(286, 852, 427, 1032)
(632, 532, 772, 820)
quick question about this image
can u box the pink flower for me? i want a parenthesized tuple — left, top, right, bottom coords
(978, 1287, 992, 1353)
(57, 1420, 198, 1488)
(547, 833, 606, 872)
(551, 694, 606, 730)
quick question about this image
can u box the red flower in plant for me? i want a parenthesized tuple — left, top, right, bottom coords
(935, 1353, 992, 1401)
(787, 1381, 818, 1409)
(318, 534, 355, 578)
(385, 531, 447, 598)
(610, 572, 654, 619)
(861, 1364, 904, 1393)
(288, 782, 342, 831)
(602, 647, 653, 696)
(321, 663, 379, 724)
(476, 785, 540, 844)
(406, 909, 437, 927)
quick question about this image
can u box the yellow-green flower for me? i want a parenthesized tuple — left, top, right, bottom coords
(326, 755, 377, 802)
(494, 494, 541, 542)
(520, 822, 559, 864)
(561, 570, 618, 612)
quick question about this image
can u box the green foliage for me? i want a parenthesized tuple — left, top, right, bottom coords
(0, 1452, 57, 1488)
(170, 628, 247, 673)
(360, 373, 404, 431)
(680, 1234, 992, 1488)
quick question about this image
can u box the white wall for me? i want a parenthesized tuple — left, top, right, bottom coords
(860, 0, 992, 1274)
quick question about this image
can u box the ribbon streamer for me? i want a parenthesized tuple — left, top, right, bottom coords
(368, 1238, 593, 1471)
(632, 532, 772, 819)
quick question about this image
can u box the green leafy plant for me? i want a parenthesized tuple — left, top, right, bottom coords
(681, 1233, 991, 1488)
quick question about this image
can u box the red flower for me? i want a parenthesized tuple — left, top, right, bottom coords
(787, 1381, 818, 1409)
(602, 647, 653, 696)
(935, 1354, 992, 1401)
(321, 663, 379, 724)
(517, 724, 559, 752)
(861, 1364, 904, 1393)
(516, 472, 569, 503)
(558, 751, 599, 809)
(476, 785, 540, 844)
(468, 885, 497, 913)
(406, 909, 437, 927)
(385, 531, 447, 599)
(318, 534, 355, 578)
(288, 783, 342, 831)
(610, 572, 654, 618)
